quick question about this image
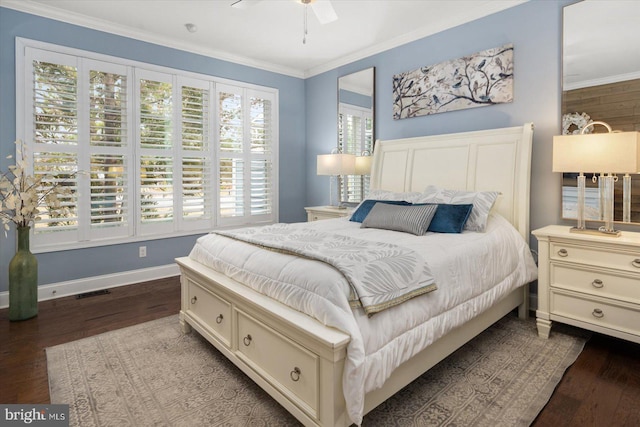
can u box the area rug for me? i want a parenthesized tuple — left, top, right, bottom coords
(47, 314, 588, 427)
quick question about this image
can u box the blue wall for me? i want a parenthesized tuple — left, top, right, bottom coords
(339, 89, 372, 109)
(0, 7, 306, 289)
(1, 0, 575, 291)
(306, 0, 574, 251)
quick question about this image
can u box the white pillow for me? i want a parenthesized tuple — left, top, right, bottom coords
(364, 189, 423, 202)
(419, 185, 499, 232)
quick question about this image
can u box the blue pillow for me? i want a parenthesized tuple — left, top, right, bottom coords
(419, 203, 474, 233)
(349, 199, 411, 223)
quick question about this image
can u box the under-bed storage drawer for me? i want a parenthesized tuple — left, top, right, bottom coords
(186, 279, 232, 346)
(236, 309, 320, 419)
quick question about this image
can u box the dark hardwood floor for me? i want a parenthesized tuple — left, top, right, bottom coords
(0, 277, 181, 404)
(1, 277, 639, 426)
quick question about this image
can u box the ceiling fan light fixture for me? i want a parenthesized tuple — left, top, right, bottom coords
(302, 0, 309, 44)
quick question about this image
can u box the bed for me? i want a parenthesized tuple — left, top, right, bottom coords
(175, 122, 536, 426)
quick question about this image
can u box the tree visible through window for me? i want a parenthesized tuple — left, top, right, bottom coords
(20, 40, 278, 250)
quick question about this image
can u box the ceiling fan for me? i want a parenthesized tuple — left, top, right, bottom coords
(231, 0, 338, 43)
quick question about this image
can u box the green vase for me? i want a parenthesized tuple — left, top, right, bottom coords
(9, 226, 38, 321)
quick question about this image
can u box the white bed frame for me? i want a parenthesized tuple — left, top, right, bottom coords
(176, 122, 534, 427)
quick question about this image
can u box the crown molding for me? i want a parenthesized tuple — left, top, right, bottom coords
(2, 0, 527, 80)
(305, 0, 528, 78)
(0, 0, 306, 79)
(564, 70, 640, 91)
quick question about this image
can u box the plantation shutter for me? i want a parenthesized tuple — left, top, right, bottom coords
(248, 90, 273, 218)
(27, 48, 80, 245)
(179, 77, 213, 231)
(338, 104, 373, 203)
(137, 70, 174, 235)
(86, 59, 133, 240)
(19, 40, 279, 251)
(217, 84, 276, 226)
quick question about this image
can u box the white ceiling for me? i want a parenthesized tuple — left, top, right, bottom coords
(2, 0, 528, 78)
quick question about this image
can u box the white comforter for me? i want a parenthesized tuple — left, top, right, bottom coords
(189, 213, 538, 425)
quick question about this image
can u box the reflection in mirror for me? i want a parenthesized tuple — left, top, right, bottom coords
(562, 1, 640, 223)
(338, 67, 375, 203)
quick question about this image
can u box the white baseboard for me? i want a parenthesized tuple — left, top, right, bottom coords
(0, 263, 180, 309)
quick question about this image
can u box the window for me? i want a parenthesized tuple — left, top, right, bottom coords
(338, 104, 373, 203)
(217, 84, 275, 226)
(18, 39, 278, 251)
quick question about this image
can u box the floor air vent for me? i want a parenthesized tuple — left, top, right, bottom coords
(75, 289, 111, 299)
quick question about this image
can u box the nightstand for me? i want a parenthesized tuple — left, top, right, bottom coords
(533, 225, 640, 344)
(304, 206, 353, 222)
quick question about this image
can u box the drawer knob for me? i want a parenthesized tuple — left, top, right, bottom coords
(290, 367, 301, 382)
(591, 279, 604, 288)
(243, 334, 252, 346)
(557, 249, 568, 257)
(190, 296, 197, 304)
(632, 259, 640, 268)
(216, 314, 224, 324)
(592, 308, 604, 318)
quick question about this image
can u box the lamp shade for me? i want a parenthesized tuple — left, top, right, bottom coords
(317, 153, 356, 175)
(553, 131, 640, 173)
(355, 155, 373, 175)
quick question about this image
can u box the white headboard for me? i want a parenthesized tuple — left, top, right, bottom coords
(370, 123, 534, 240)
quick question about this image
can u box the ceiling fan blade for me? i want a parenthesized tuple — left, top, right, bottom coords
(310, 0, 338, 24)
(230, 0, 262, 9)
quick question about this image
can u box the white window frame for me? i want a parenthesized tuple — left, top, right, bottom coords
(15, 38, 279, 253)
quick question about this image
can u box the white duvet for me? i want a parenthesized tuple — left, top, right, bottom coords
(188, 213, 538, 425)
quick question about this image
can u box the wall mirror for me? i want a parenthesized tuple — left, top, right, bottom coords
(561, 1, 640, 223)
(337, 67, 375, 203)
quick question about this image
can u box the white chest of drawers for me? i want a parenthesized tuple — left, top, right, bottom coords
(533, 225, 640, 344)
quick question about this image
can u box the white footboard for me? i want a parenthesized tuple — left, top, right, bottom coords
(177, 256, 528, 426)
(176, 256, 351, 427)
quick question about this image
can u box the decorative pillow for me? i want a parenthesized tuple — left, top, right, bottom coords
(419, 186, 499, 232)
(349, 199, 411, 223)
(360, 203, 437, 236)
(364, 189, 423, 203)
(423, 203, 474, 233)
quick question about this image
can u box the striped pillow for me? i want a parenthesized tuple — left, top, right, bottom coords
(361, 203, 437, 236)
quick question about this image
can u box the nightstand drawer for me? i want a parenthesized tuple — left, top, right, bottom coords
(551, 264, 640, 304)
(305, 206, 352, 222)
(308, 212, 340, 221)
(549, 241, 640, 274)
(551, 290, 640, 337)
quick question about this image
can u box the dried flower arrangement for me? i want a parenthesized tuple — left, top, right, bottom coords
(0, 140, 74, 236)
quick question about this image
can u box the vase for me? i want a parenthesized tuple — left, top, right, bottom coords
(9, 226, 38, 321)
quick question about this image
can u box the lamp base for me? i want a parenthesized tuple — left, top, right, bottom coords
(570, 227, 621, 237)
